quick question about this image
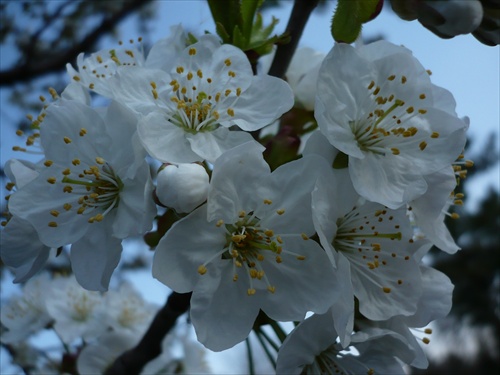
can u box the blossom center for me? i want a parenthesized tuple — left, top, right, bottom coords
(45, 155, 123, 227)
(150, 48, 242, 133)
(333, 204, 408, 294)
(197, 200, 307, 296)
(350, 75, 437, 157)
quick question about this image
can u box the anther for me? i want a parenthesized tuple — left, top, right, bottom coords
(198, 265, 207, 275)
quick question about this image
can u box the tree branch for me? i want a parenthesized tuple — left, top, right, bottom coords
(0, 0, 152, 87)
(104, 291, 192, 375)
(268, 0, 321, 79)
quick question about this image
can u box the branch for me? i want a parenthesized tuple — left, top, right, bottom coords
(104, 291, 192, 375)
(268, 0, 321, 79)
(0, 0, 152, 87)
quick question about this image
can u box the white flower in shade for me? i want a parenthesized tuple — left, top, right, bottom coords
(305, 131, 424, 323)
(67, 24, 190, 97)
(276, 311, 415, 375)
(143, 327, 212, 374)
(1, 273, 53, 343)
(45, 276, 103, 344)
(260, 47, 325, 111)
(77, 331, 138, 375)
(98, 282, 157, 334)
(153, 142, 339, 351)
(315, 41, 468, 209)
(108, 38, 294, 163)
(155, 163, 209, 213)
(1, 159, 51, 283)
(8, 99, 156, 291)
(409, 165, 461, 253)
(359, 255, 455, 370)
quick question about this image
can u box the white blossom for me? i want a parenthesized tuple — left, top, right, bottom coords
(1, 160, 51, 283)
(8, 99, 156, 291)
(0, 273, 53, 343)
(315, 41, 468, 208)
(276, 311, 415, 375)
(153, 142, 339, 351)
(108, 37, 294, 163)
(44, 276, 103, 344)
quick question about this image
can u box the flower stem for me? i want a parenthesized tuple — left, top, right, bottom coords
(254, 329, 277, 369)
(268, 0, 321, 79)
(245, 337, 255, 375)
(268, 319, 287, 343)
(255, 326, 280, 352)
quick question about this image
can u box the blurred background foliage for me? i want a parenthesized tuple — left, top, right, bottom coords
(0, 1, 498, 374)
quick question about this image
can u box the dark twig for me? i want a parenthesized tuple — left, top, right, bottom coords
(268, 0, 320, 79)
(104, 291, 192, 375)
(0, 0, 152, 87)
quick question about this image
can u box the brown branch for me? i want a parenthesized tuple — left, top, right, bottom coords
(0, 0, 152, 87)
(104, 291, 192, 375)
(268, 0, 321, 79)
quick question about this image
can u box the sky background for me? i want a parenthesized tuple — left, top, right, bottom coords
(0, 1, 499, 374)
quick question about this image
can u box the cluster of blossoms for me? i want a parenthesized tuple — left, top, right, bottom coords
(1, 273, 209, 374)
(1, 22, 471, 373)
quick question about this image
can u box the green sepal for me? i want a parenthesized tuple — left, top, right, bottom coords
(333, 151, 349, 169)
(232, 25, 248, 50)
(215, 21, 231, 44)
(186, 32, 198, 45)
(143, 210, 183, 249)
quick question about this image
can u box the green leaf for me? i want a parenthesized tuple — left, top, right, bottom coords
(331, 0, 381, 43)
(208, 0, 241, 42)
(240, 0, 261, 41)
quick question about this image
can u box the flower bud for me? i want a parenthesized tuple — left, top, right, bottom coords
(155, 163, 209, 213)
(391, 0, 484, 38)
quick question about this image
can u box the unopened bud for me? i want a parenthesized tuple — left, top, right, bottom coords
(156, 163, 209, 213)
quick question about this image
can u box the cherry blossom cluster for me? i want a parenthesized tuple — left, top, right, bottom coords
(1, 24, 471, 373)
(1, 273, 209, 374)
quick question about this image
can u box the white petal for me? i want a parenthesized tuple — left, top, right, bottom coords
(153, 204, 226, 293)
(70, 227, 122, 291)
(229, 75, 294, 131)
(138, 111, 202, 163)
(186, 127, 256, 164)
